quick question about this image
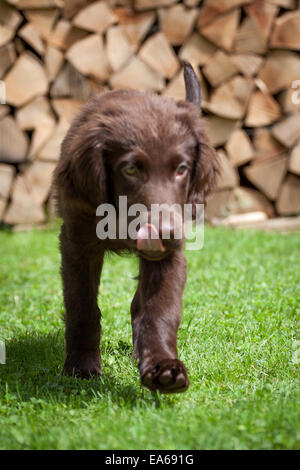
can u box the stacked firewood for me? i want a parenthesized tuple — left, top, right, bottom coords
(0, 0, 300, 229)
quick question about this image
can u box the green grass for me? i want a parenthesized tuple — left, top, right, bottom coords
(0, 225, 299, 450)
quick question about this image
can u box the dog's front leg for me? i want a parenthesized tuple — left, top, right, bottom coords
(131, 251, 189, 393)
(60, 224, 103, 379)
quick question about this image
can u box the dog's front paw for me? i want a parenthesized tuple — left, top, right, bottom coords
(62, 351, 101, 379)
(141, 358, 189, 394)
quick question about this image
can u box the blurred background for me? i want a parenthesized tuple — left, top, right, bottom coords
(0, 0, 299, 232)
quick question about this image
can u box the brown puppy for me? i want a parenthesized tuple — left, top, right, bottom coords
(53, 63, 218, 393)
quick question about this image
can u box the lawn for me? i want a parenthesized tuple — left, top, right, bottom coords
(0, 225, 299, 450)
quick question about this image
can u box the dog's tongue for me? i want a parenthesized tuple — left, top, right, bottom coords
(137, 223, 165, 252)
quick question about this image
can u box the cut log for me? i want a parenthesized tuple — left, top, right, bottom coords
(47, 20, 87, 51)
(244, 154, 288, 200)
(139, 32, 179, 79)
(4, 52, 48, 107)
(163, 66, 208, 103)
(16, 96, 56, 159)
(109, 56, 165, 92)
(205, 189, 232, 220)
(23, 9, 57, 42)
(115, 9, 155, 50)
(50, 63, 92, 100)
(225, 129, 254, 166)
(158, 4, 198, 46)
(267, 0, 295, 8)
(216, 150, 240, 190)
(204, 116, 239, 147)
(3, 175, 45, 225)
(23, 161, 56, 205)
(276, 174, 300, 215)
(207, 76, 254, 120)
(272, 114, 300, 148)
(228, 187, 274, 217)
(64, 0, 94, 19)
(0, 106, 10, 120)
(6, 0, 63, 7)
(253, 128, 285, 161)
(0, 1, 22, 31)
(201, 9, 240, 52)
(44, 46, 64, 82)
(184, 0, 201, 6)
(220, 211, 268, 228)
(38, 120, 70, 161)
(66, 34, 110, 81)
(271, 11, 300, 50)
(245, 91, 281, 127)
(0, 163, 15, 199)
(135, 0, 177, 10)
(202, 50, 238, 87)
(0, 196, 6, 220)
(198, 0, 251, 27)
(0, 25, 15, 48)
(289, 143, 300, 176)
(278, 88, 300, 115)
(73, 1, 117, 34)
(234, 16, 266, 54)
(231, 53, 263, 78)
(258, 51, 300, 94)
(18, 23, 45, 56)
(231, 217, 300, 233)
(0, 116, 29, 163)
(245, 0, 278, 41)
(179, 33, 216, 67)
(0, 43, 16, 79)
(106, 25, 134, 72)
(52, 99, 83, 124)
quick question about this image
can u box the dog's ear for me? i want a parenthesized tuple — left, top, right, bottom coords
(183, 61, 219, 208)
(54, 120, 107, 209)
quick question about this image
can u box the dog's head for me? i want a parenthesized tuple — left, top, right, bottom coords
(55, 63, 218, 259)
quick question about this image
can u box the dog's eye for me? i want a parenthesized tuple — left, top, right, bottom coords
(176, 164, 189, 178)
(122, 163, 139, 178)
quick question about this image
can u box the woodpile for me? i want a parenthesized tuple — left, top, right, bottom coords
(0, 0, 299, 230)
